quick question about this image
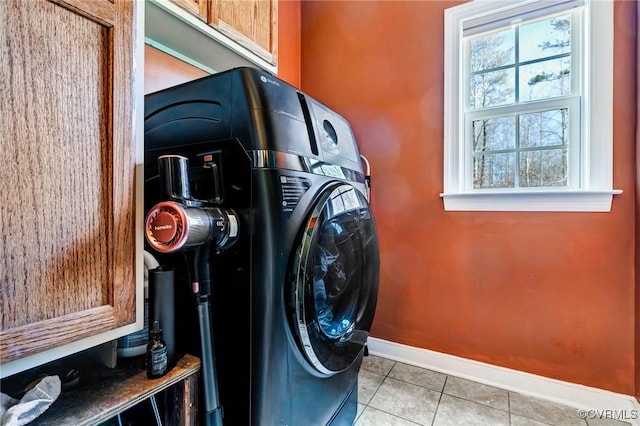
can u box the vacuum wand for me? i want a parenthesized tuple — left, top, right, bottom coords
(187, 244, 223, 426)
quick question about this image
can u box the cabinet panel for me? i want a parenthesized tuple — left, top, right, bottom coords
(0, 0, 139, 366)
(170, 0, 207, 21)
(209, 0, 277, 65)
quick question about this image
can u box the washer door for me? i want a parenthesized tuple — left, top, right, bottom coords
(291, 183, 379, 376)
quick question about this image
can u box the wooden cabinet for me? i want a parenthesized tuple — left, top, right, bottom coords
(171, 0, 208, 21)
(0, 0, 143, 375)
(209, 0, 278, 65)
(170, 0, 278, 65)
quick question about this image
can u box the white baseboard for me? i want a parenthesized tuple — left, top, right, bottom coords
(367, 337, 640, 426)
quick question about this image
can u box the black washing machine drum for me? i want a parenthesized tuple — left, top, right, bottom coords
(290, 183, 380, 376)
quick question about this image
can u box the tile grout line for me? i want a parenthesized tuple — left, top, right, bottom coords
(508, 390, 512, 426)
(430, 375, 448, 426)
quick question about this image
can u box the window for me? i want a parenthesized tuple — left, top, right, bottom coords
(442, 0, 620, 212)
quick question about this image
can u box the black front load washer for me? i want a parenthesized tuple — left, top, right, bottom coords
(144, 67, 380, 425)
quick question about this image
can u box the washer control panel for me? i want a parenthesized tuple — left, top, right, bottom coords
(280, 175, 311, 218)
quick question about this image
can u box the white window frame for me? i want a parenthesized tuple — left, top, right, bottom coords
(441, 0, 621, 212)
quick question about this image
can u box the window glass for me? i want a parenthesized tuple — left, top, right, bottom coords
(472, 116, 516, 151)
(519, 108, 569, 149)
(519, 149, 568, 187)
(469, 28, 514, 72)
(519, 57, 571, 101)
(467, 11, 574, 190)
(473, 153, 515, 189)
(469, 70, 515, 109)
(519, 15, 571, 62)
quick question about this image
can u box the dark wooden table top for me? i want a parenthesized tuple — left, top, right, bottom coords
(29, 353, 200, 425)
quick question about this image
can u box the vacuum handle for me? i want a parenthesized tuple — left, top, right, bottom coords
(158, 155, 192, 202)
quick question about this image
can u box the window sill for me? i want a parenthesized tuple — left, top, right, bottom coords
(440, 190, 623, 212)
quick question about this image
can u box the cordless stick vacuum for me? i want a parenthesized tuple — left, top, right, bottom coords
(145, 155, 239, 426)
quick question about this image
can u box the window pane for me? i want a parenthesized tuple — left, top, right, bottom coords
(473, 153, 515, 188)
(470, 69, 515, 109)
(473, 116, 516, 151)
(519, 15, 571, 62)
(520, 109, 568, 148)
(519, 149, 568, 187)
(519, 57, 571, 101)
(469, 28, 514, 72)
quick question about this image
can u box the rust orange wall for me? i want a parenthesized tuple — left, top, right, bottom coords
(635, 1, 640, 402)
(144, 0, 301, 95)
(276, 0, 301, 87)
(144, 44, 208, 95)
(301, 1, 637, 394)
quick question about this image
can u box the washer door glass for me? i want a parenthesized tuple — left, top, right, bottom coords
(291, 183, 379, 375)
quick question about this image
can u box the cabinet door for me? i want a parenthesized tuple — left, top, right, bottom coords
(209, 0, 278, 65)
(0, 0, 139, 367)
(171, 0, 208, 21)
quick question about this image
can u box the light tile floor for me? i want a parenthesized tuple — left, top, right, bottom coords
(356, 355, 632, 426)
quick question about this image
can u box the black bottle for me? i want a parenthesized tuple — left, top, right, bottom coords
(146, 320, 168, 379)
